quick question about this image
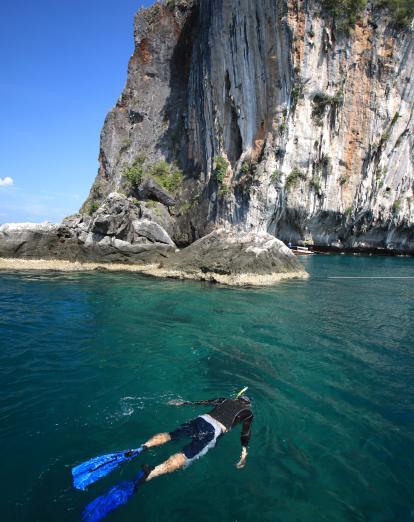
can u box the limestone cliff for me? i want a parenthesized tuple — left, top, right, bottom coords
(83, 0, 414, 253)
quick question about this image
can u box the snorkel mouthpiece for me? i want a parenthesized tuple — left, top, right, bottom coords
(235, 386, 248, 400)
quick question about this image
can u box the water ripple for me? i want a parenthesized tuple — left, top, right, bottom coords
(0, 256, 413, 521)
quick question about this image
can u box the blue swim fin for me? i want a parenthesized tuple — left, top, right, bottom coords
(72, 447, 145, 490)
(81, 470, 146, 522)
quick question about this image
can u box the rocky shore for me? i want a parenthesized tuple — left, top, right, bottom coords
(158, 228, 307, 284)
(0, 193, 176, 264)
(0, 255, 307, 286)
(3, 1, 412, 277)
(0, 192, 307, 286)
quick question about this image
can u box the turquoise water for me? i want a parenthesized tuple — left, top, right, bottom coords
(0, 255, 413, 522)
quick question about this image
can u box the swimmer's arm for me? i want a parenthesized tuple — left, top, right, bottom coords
(168, 397, 225, 407)
(236, 446, 248, 469)
(236, 412, 253, 469)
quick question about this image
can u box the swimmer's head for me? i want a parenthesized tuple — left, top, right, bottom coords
(235, 386, 249, 401)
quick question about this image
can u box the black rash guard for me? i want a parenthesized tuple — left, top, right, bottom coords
(182, 398, 253, 448)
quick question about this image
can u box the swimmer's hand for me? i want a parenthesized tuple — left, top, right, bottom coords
(168, 399, 185, 406)
(236, 447, 248, 469)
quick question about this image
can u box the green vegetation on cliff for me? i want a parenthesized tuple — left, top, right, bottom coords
(312, 91, 343, 124)
(123, 155, 146, 188)
(83, 181, 104, 216)
(240, 161, 250, 175)
(149, 160, 182, 192)
(123, 156, 182, 193)
(86, 201, 100, 216)
(322, 0, 414, 29)
(285, 168, 306, 190)
(214, 156, 228, 184)
(376, 0, 414, 27)
(321, 0, 367, 29)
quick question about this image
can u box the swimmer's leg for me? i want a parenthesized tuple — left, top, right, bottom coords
(146, 417, 217, 482)
(146, 453, 187, 481)
(143, 432, 171, 448)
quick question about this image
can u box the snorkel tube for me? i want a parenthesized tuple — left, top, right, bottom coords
(235, 386, 249, 400)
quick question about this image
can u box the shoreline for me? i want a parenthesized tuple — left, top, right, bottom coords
(303, 245, 414, 257)
(0, 258, 308, 286)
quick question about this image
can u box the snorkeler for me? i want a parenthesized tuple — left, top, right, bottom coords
(141, 390, 253, 482)
(73, 389, 253, 521)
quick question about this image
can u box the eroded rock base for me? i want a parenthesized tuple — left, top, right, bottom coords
(0, 222, 307, 287)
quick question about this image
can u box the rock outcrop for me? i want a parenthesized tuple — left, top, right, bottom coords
(0, 193, 176, 263)
(82, 0, 413, 253)
(0, 225, 307, 286)
(1, 0, 413, 283)
(0, 223, 74, 259)
(156, 227, 307, 284)
(0, 190, 307, 284)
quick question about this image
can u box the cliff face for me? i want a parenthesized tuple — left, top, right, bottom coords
(83, 0, 414, 252)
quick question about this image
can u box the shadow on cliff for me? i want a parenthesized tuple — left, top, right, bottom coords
(155, 2, 215, 246)
(156, 3, 198, 174)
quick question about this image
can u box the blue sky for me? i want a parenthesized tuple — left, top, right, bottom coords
(0, 0, 153, 223)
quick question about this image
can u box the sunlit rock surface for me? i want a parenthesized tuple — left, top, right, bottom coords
(158, 227, 307, 285)
(0, 193, 175, 263)
(83, 0, 413, 253)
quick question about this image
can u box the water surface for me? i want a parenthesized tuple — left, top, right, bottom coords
(0, 255, 413, 521)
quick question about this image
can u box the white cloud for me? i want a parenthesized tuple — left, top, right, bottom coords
(0, 176, 14, 187)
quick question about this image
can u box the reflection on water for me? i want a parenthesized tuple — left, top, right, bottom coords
(0, 255, 413, 521)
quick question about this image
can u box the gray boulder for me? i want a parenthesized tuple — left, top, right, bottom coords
(140, 201, 174, 236)
(132, 219, 175, 246)
(0, 222, 80, 260)
(159, 227, 307, 284)
(136, 178, 175, 207)
(0, 192, 176, 264)
(90, 192, 140, 240)
(62, 214, 91, 231)
(79, 233, 174, 263)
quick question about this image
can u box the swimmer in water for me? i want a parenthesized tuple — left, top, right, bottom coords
(141, 391, 253, 481)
